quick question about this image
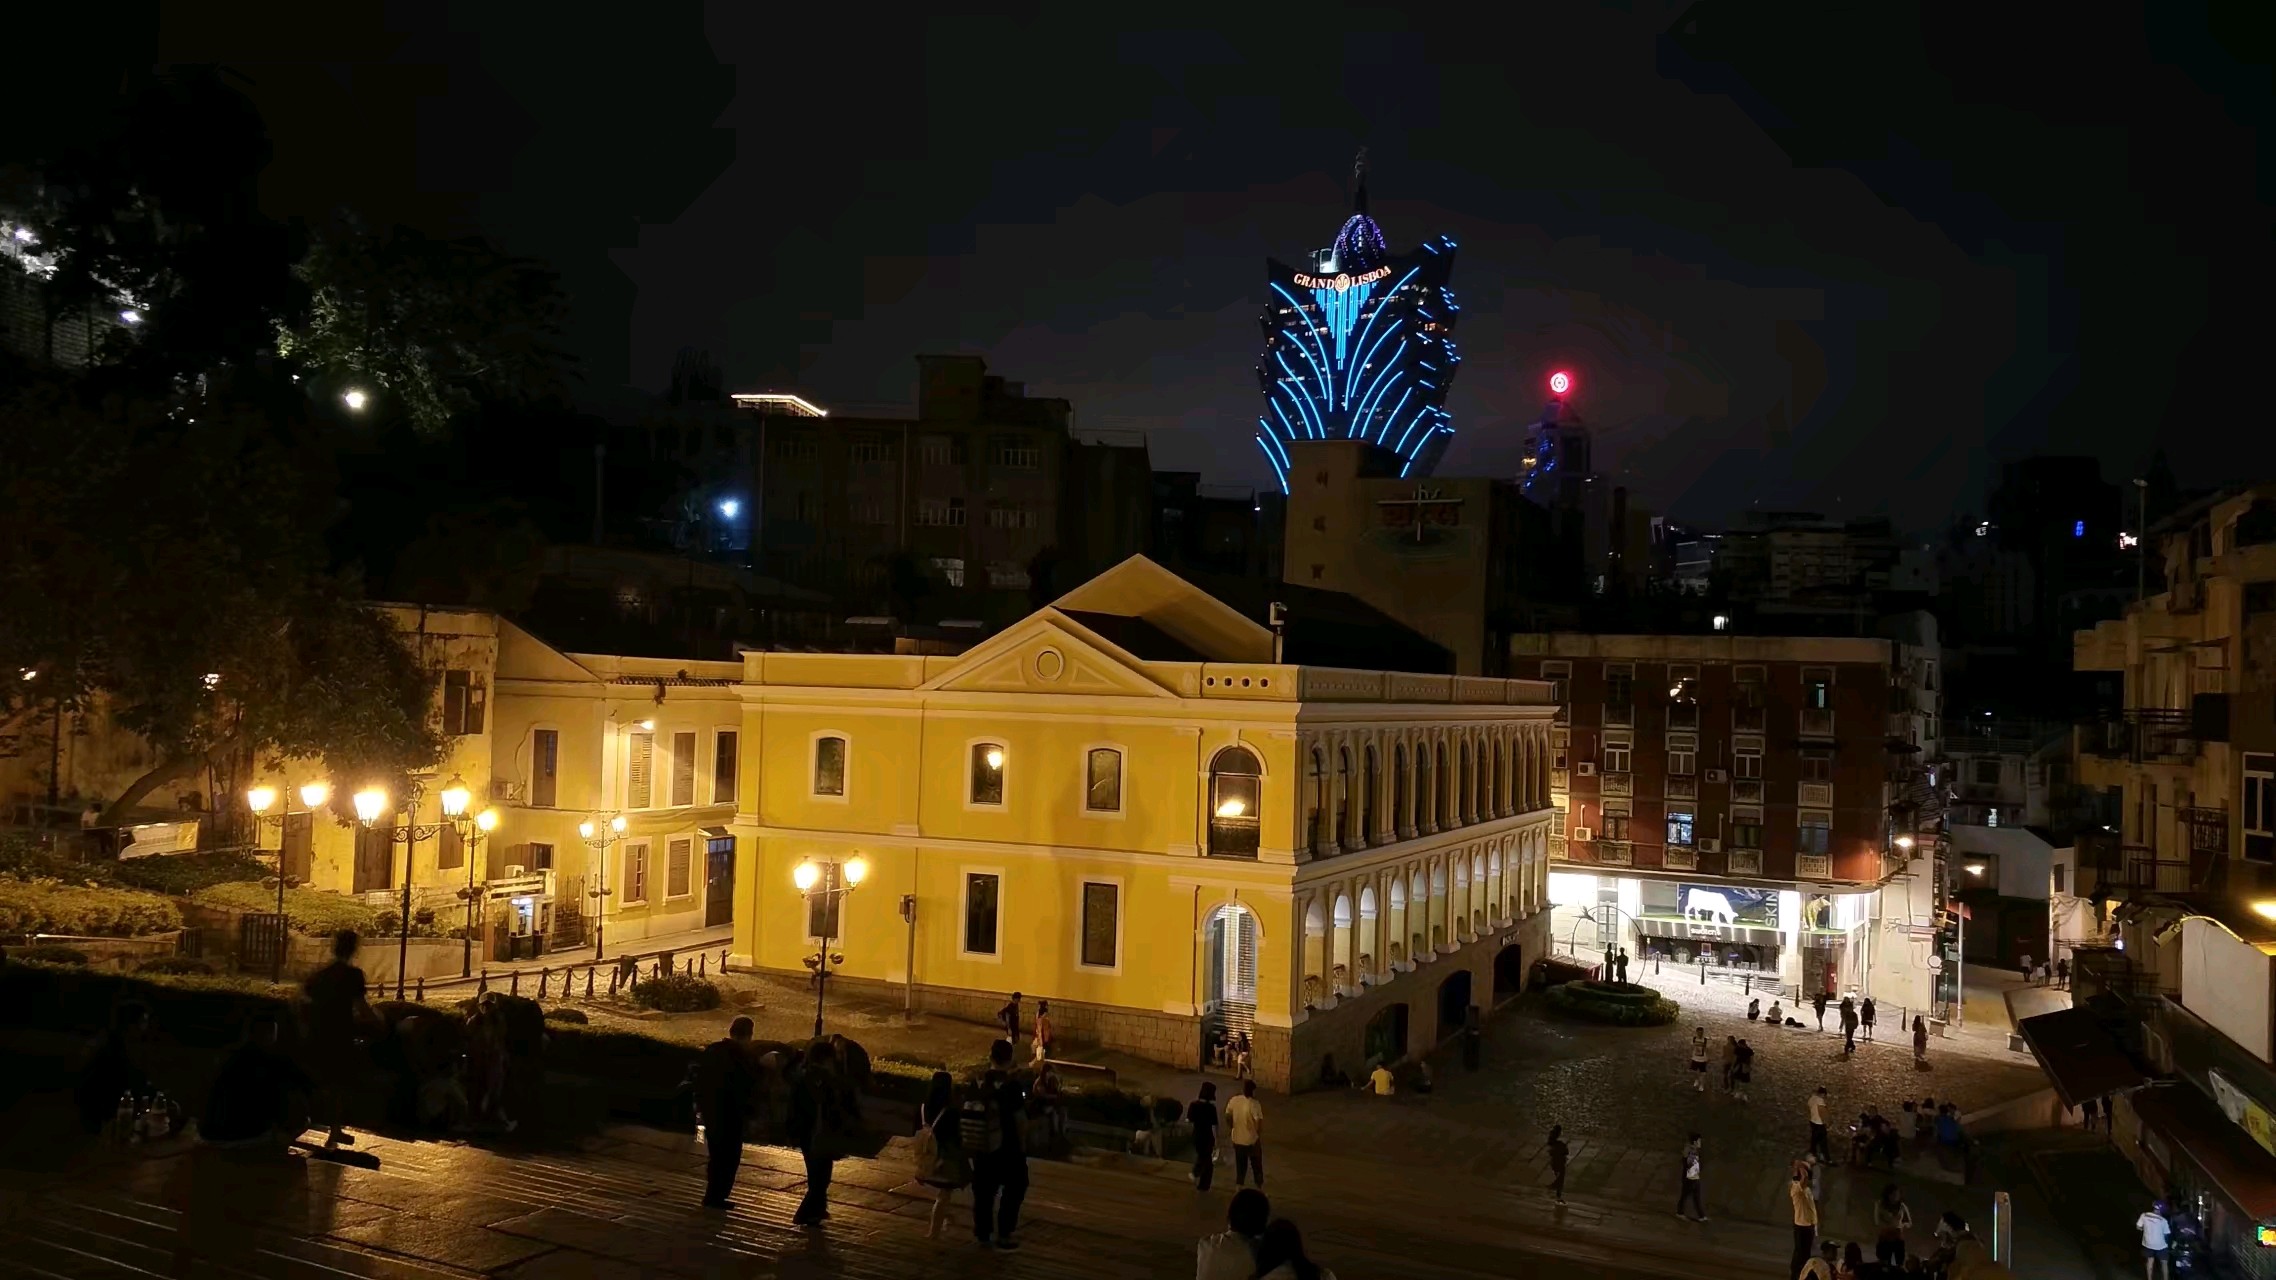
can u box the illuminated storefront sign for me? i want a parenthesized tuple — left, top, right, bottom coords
(1291, 266, 1392, 291)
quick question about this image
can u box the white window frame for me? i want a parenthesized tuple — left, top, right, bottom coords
(1076, 876, 1125, 974)
(959, 867, 1006, 962)
(810, 730, 851, 804)
(526, 722, 563, 809)
(625, 730, 656, 811)
(1080, 742, 1126, 819)
(712, 727, 740, 807)
(965, 737, 1009, 812)
(1603, 742, 1632, 774)
(664, 834, 695, 901)
(620, 840, 651, 906)
(1669, 749, 1697, 777)
(669, 729, 699, 808)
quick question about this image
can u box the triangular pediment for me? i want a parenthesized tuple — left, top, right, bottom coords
(922, 612, 1177, 698)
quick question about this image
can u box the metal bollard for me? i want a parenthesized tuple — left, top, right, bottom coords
(538, 968, 550, 998)
(684, 958, 693, 977)
(477, 971, 489, 995)
(415, 976, 426, 1002)
(698, 954, 706, 977)
(511, 970, 521, 997)
(585, 967, 596, 999)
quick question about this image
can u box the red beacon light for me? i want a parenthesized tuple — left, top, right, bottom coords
(1549, 370, 1573, 396)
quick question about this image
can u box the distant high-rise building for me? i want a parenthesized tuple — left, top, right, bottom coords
(1254, 152, 1461, 492)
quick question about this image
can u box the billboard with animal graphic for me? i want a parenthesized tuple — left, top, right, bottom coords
(1678, 883, 1779, 929)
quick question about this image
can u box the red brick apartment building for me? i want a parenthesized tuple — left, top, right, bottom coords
(1508, 631, 1941, 1001)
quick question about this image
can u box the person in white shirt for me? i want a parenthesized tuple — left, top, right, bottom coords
(1226, 1079, 1266, 1188)
(2138, 1200, 2172, 1280)
(1807, 1085, 1831, 1159)
(1197, 1189, 1270, 1280)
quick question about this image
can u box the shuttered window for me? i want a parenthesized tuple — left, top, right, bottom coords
(531, 729, 559, 808)
(626, 733, 654, 809)
(623, 842, 649, 903)
(667, 838, 693, 898)
(671, 731, 697, 806)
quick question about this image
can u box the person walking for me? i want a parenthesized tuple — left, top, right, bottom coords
(1546, 1125, 1569, 1206)
(1808, 1085, 1832, 1160)
(1840, 998, 1859, 1055)
(915, 1070, 969, 1239)
(1675, 1133, 1706, 1221)
(963, 1038, 1029, 1250)
(998, 992, 1024, 1050)
(2081, 1095, 2101, 1133)
(1031, 1001, 1055, 1066)
(1226, 1079, 1265, 1189)
(788, 1038, 860, 1227)
(1689, 1026, 1710, 1091)
(2018, 952, 2033, 985)
(302, 929, 378, 1150)
(2139, 1199, 2173, 1280)
(1720, 1035, 1739, 1092)
(1860, 997, 1877, 1042)
(1913, 1014, 1930, 1068)
(1873, 1183, 1913, 1267)
(1197, 1189, 1272, 1280)
(2057, 955, 2072, 990)
(696, 1016, 760, 1208)
(1789, 1159, 1820, 1278)
(1813, 989, 1830, 1032)
(1189, 1082, 1222, 1191)
(1732, 1039, 1754, 1103)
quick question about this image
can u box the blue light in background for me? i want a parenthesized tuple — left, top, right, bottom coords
(2073, 520, 2086, 538)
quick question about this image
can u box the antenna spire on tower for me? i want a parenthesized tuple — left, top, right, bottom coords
(1353, 147, 1369, 215)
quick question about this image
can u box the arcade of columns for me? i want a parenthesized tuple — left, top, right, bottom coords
(1290, 720, 1557, 1011)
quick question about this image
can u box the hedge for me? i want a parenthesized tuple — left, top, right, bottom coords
(110, 850, 271, 895)
(0, 876, 184, 936)
(630, 973, 721, 1013)
(1548, 980, 1681, 1026)
(187, 882, 439, 937)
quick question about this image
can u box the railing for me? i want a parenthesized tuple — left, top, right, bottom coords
(1733, 707, 1766, 734)
(1727, 849, 1763, 876)
(1595, 841, 1633, 867)
(2183, 806, 2230, 854)
(1601, 772, 1632, 798)
(1798, 782, 1833, 808)
(411, 945, 734, 1002)
(1549, 767, 1569, 792)
(1732, 779, 1764, 805)
(1797, 854, 1832, 880)
(1603, 703, 1634, 728)
(1662, 846, 1697, 871)
(2080, 709, 2199, 763)
(1799, 708, 1835, 738)
(1667, 776, 1698, 802)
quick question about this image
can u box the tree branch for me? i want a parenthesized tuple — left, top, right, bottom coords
(98, 736, 243, 830)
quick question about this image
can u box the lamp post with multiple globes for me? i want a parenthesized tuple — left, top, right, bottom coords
(350, 778, 459, 998)
(578, 814, 629, 960)
(245, 780, 331, 981)
(794, 855, 868, 1038)
(453, 802, 500, 977)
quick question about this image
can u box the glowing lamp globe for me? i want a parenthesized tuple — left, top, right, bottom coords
(578, 820, 596, 840)
(475, 809, 499, 833)
(984, 747, 1005, 770)
(844, 855, 870, 886)
(438, 774, 471, 818)
(299, 781, 331, 809)
(352, 787, 388, 826)
(610, 815, 628, 834)
(794, 861, 822, 892)
(1549, 370, 1573, 396)
(246, 785, 278, 816)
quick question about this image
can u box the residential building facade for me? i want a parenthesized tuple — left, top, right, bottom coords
(724, 557, 1560, 1089)
(1511, 627, 1943, 1009)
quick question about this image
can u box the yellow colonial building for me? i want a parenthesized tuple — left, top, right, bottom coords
(724, 558, 1560, 1089)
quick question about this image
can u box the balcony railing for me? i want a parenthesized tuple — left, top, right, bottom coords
(2183, 806, 2230, 854)
(2080, 708, 2199, 763)
(1601, 772, 1632, 798)
(1667, 775, 1698, 802)
(1604, 703, 1634, 728)
(1549, 767, 1569, 792)
(1662, 846, 1697, 871)
(1727, 849, 1763, 876)
(1733, 706, 1766, 734)
(1798, 853, 1832, 880)
(1732, 779, 1764, 806)
(1798, 782, 1833, 808)
(1595, 841, 1633, 867)
(1799, 708, 1835, 738)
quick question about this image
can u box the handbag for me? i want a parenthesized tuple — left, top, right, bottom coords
(912, 1123, 942, 1182)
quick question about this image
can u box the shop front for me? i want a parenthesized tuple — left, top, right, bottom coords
(2127, 1083, 2276, 1280)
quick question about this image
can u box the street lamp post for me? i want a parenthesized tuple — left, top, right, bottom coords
(353, 780, 453, 999)
(794, 855, 868, 1038)
(578, 814, 628, 960)
(455, 805, 499, 977)
(246, 780, 331, 981)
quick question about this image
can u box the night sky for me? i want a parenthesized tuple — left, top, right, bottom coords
(44, 3, 2276, 531)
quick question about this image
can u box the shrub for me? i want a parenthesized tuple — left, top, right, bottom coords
(135, 956, 215, 976)
(1548, 981, 1680, 1026)
(0, 877, 183, 936)
(110, 851, 271, 895)
(543, 1006, 589, 1024)
(631, 972, 721, 1013)
(15, 944, 92, 965)
(189, 882, 428, 937)
(0, 963, 296, 1049)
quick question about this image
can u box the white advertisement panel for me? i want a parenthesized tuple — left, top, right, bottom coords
(2182, 918, 2275, 1062)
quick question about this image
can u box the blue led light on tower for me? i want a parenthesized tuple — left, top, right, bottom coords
(1252, 151, 1461, 492)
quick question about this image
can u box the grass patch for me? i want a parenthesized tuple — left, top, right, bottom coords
(0, 876, 183, 936)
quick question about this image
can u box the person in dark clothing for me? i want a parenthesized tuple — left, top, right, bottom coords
(1189, 1081, 1221, 1191)
(997, 992, 1023, 1047)
(697, 1017, 759, 1208)
(1860, 997, 1878, 1042)
(788, 1037, 859, 1226)
(1840, 998, 1859, 1055)
(1546, 1124, 1569, 1206)
(964, 1038, 1029, 1250)
(76, 1001, 155, 1134)
(1813, 990, 1830, 1032)
(301, 930, 376, 1149)
(201, 1016, 314, 1150)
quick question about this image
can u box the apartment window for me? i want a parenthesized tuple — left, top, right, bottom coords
(1801, 749, 1833, 783)
(526, 842, 553, 871)
(666, 837, 693, 898)
(814, 735, 847, 797)
(963, 872, 1001, 955)
(1732, 821, 1764, 849)
(1208, 747, 1263, 857)
(1668, 702, 1699, 730)
(850, 436, 894, 464)
(1669, 749, 1696, 776)
(671, 731, 697, 806)
(772, 434, 817, 461)
(1972, 759, 2001, 786)
(919, 434, 966, 467)
(1601, 814, 1631, 841)
(1798, 814, 1831, 855)
(930, 556, 966, 587)
(988, 561, 1031, 590)
(1604, 666, 1634, 705)
(1667, 811, 1696, 847)
(804, 863, 842, 939)
(531, 729, 559, 808)
(622, 842, 650, 903)
(1802, 667, 1833, 710)
(990, 436, 1041, 469)
(1603, 742, 1632, 773)
(970, 743, 1006, 806)
(441, 670, 487, 736)
(438, 823, 465, 870)
(1080, 882, 1120, 968)
(849, 501, 890, 526)
(987, 504, 1038, 530)
(1735, 750, 1762, 779)
(1085, 748, 1123, 813)
(2247, 753, 2276, 862)
(713, 731, 739, 805)
(626, 731, 655, 809)
(917, 497, 967, 527)
(2053, 864, 2067, 894)
(1541, 660, 1571, 716)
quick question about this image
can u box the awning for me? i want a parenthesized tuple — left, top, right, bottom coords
(2016, 1008, 2152, 1108)
(2133, 1084, 2276, 1221)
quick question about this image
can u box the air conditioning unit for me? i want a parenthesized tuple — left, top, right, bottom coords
(1699, 837, 1723, 853)
(1705, 768, 1729, 783)
(1576, 761, 1598, 776)
(489, 779, 524, 804)
(1570, 827, 1594, 842)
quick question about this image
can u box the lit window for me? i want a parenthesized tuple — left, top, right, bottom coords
(1208, 747, 1262, 857)
(1085, 748, 1122, 813)
(1667, 811, 1695, 846)
(814, 735, 846, 797)
(970, 743, 1006, 806)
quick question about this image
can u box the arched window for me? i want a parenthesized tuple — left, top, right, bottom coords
(1209, 746, 1263, 858)
(1392, 743, 1409, 835)
(1307, 747, 1327, 855)
(1362, 745, 1380, 846)
(1433, 742, 1449, 830)
(1491, 738, 1504, 815)
(1458, 741, 1472, 825)
(1334, 748, 1352, 849)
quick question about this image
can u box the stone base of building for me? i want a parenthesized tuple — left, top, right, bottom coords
(1287, 908, 1552, 1091)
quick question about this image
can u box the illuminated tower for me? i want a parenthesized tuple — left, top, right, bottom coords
(1254, 151, 1460, 492)
(1518, 369, 1593, 507)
